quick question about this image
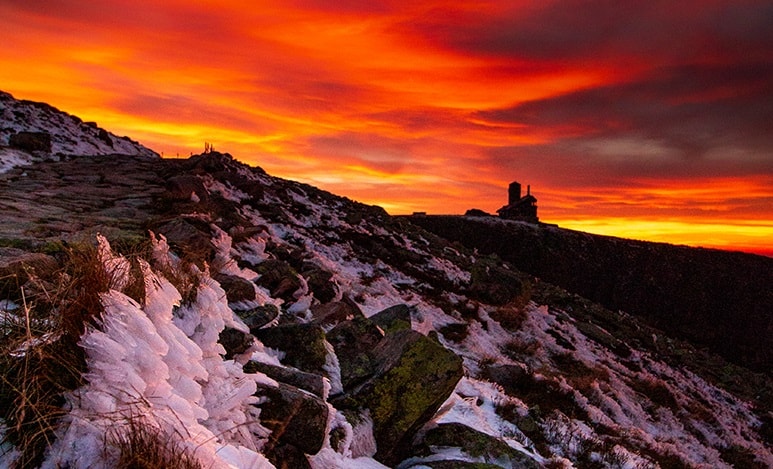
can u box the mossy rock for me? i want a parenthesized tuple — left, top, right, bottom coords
(363, 330, 464, 466)
(419, 423, 538, 468)
(370, 303, 413, 334)
(213, 273, 257, 303)
(237, 304, 280, 331)
(252, 324, 329, 376)
(254, 259, 301, 300)
(327, 315, 384, 390)
(406, 460, 506, 469)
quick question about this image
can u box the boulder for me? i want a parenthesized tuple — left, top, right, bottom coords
(9, 131, 51, 153)
(252, 324, 329, 376)
(236, 304, 280, 331)
(213, 273, 256, 303)
(165, 175, 209, 202)
(340, 329, 464, 466)
(229, 225, 269, 244)
(327, 316, 384, 390)
(255, 259, 301, 301)
(97, 128, 113, 147)
(370, 304, 413, 333)
(184, 151, 235, 173)
(0, 251, 60, 301)
(263, 443, 311, 469)
(218, 327, 254, 360)
(438, 323, 469, 342)
(468, 261, 530, 306)
(310, 299, 363, 329)
(254, 382, 329, 455)
(417, 423, 538, 468)
(244, 361, 326, 398)
(302, 267, 337, 304)
(152, 218, 214, 261)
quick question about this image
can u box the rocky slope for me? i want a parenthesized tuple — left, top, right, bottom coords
(0, 90, 157, 173)
(406, 216, 773, 373)
(0, 93, 771, 468)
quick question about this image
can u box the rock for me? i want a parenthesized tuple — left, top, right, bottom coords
(341, 329, 464, 466)
(152, 218, 214, 261)
(406, 460, 504, 468)
(165, 175, 209, 202)
(236, 304, 280, 331)
(480, 364, 531, 394)
(302, 267, 337, 304)
(327, 316, 384, 390)
(255, 259, 301, 301)
(252, 324, 329, 376)
(370, 304, 413, 333)
(468, 261, 530, 306)
(438, 323, 469, 342)
(0, 251, 60, 300)
(9, 131, 51, 153)
(244, 361, 326, 398)
(254, 382, 329, 455)
(263, 443, 312, 469)
(218, 327, 254, 360)
(464, 208, 492, 217)
(213, 273, 256, 303)
(184, 151, 235, 173)
(310, 299, 363, 329)
(417, 423, 538, 468)
(97, 128, 113, 147)
(229, 225, 269, 244)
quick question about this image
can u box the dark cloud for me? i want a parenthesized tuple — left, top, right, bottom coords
(402, 1, 773, 64)
(476, 61, 773, 179)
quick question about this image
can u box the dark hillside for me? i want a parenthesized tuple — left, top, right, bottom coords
(407, 215, 773, 372)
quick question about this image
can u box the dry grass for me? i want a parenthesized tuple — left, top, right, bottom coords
(107, 418, 203, 469)
(0, 241, 132, 467)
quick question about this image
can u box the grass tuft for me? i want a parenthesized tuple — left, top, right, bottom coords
(0, 241, 132, 467)
(107, 418, 203, 469)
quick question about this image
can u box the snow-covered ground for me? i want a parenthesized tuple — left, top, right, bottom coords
(0, 91, 157, 174)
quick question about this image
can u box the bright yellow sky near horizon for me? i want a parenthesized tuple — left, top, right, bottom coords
(2, 1, 772, 256)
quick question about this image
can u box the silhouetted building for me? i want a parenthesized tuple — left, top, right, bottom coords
(497, 181, 538, 223)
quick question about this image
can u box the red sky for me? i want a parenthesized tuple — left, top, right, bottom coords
(2, 0, 772, 256)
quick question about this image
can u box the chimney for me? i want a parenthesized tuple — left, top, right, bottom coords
(527, 185, 531, 196)
(508, 181, 521, 205)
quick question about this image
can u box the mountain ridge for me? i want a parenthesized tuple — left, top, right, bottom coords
(407, 215, 773, 373)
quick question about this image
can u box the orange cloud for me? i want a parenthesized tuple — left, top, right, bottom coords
(1, 1, 771, 256)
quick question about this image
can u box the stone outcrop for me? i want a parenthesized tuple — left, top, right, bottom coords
(327, 307, 464, 466)
(9, 131, 52, 153)
(254, 381, 329, 455)
(416, 423, 540, 468)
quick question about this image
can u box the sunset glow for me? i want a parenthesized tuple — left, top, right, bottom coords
(2, 1, 771, 255)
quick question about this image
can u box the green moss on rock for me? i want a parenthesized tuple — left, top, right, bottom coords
(367, 330, 463, 466)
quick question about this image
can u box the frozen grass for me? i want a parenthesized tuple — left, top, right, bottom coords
(0, 241, 121, 467)
(108, 417, 203, 469)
